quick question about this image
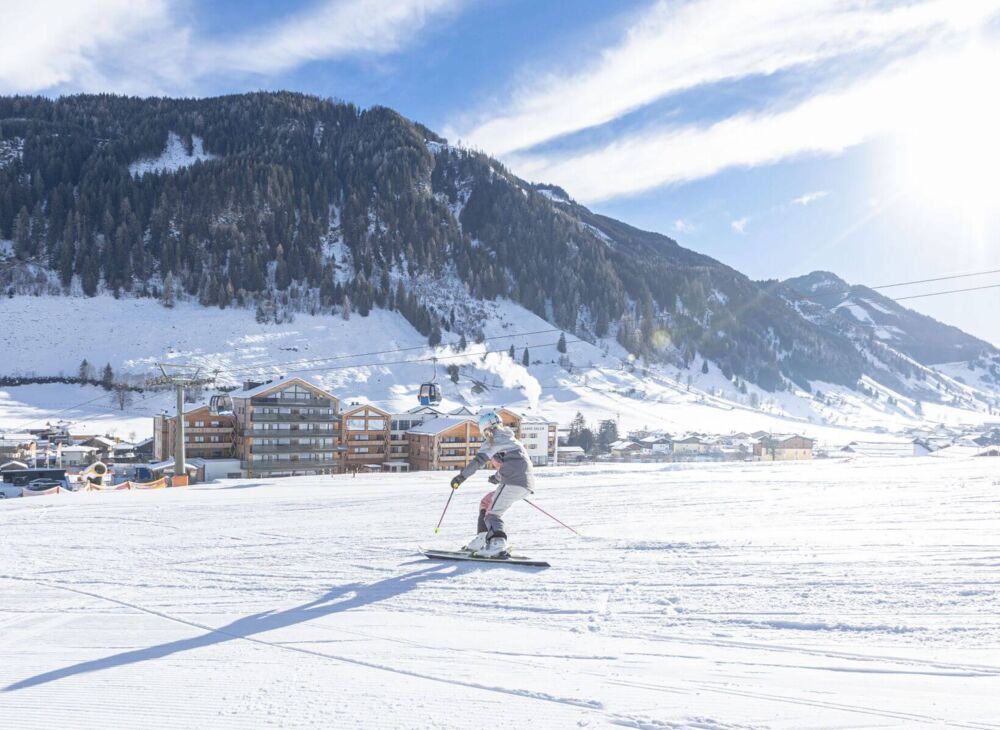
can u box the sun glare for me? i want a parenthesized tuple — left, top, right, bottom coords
(892, 41, 1000, 228)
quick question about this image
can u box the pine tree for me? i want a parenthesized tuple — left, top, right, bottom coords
(78, 359, 94, 384)
(508, 344, 516, 359)
(701, 360, 709, 374)
(13, 206, 30, 259)
(456, 334, 467, 352)
(557, 333, 567, 354)
(428, 325, 442, 347)
(101, 363, 114, 390)
(522, 348, 530, 367)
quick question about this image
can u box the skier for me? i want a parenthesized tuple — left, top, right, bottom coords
(449, 410, 535, 557)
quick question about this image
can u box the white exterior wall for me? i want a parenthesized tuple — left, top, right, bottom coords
(520, 421, 550, 466)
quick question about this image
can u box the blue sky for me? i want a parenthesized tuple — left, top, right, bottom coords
(5, 0, 1000, 344)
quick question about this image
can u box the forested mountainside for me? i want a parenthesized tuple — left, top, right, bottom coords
(0, 92, 993, 397)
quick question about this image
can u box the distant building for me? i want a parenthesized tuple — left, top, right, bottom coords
(518, 413, 558, 466)
(153, 405, 237, 461)
(672, 436, 708, 457)
(342, 403, 391, 472)
(388, 406, 442, 466)
(59, 444, 98, 467)
(0, 433, 37, 463)
(638, 435, 672, 454)
(81, 436, 117, 462)
(754, 435, 815, 461)
(407, 418, 482, 472)
(840, 440, 929, 458)
(557, 445, 586, 463)
(230, 377, 342, 477)
(610, 440, 642, 457)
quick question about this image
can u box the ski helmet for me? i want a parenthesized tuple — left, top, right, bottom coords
(478, 410, 502, 433)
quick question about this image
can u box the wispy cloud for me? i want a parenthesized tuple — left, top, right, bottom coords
(792, 190, 829, 206)
(673, 218, 695, 234)
(0, 0, 462, 95)
(506, 40, 1000, 203)
(731, 217, 748, 234)
(450, 0, 994, 156)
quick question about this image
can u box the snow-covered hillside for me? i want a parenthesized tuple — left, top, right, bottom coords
(2, 458, 998, 728)
(1, 295, 996, 442)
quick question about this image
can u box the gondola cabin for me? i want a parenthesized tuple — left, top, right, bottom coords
(418, 382, 442, 406)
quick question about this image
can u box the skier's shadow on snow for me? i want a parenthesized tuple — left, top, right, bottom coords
(5, 562, 475, 692)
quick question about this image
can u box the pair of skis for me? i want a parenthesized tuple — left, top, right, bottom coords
(420, 547, 550, 568)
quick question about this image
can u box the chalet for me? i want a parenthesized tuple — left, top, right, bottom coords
(672, 436, 708, 456)
(754, 434, 814, 461)
(82, 436, 117, 461)
(557, 445, 586, 463)
(610, 440, 642, 457)
(230, 377, 342, 477)
(342, 402, 391, 471)
(639, 435, 672, 454)
(407, 418, 482, 472)
(0, 433, 37, 462)
(59, 444, 98, 467)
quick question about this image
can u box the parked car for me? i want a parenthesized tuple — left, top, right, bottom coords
(25, 478, 62, 490)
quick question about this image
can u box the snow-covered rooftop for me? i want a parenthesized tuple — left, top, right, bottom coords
(407, 417, 476, 436)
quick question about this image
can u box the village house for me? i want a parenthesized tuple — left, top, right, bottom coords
(406, 418, 482, 472)
(753, 434, 815, 461)
(672, 435, 709, 457)
(558, 445, 586, 463)
(0, 433, 37, 463)
(638, 435, 672, 455)
(342, 402, 392, 472)
(59, 444, 98, 467)
(81, 435, 117, 462)
(610, 439, 643, 458)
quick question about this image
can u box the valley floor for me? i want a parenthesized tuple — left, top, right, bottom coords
(1, 459, 999, 728)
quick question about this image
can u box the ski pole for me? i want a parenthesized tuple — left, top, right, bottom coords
(434, 489, 456, 534)
(524, 498, 582, 536)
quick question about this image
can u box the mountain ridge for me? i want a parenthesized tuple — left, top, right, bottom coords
(0, 91, 996, 407)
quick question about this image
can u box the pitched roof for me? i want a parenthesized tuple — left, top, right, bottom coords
(407, 417, 477, 436)
(342, 402, 391, 418)
(229, 376, 336, 401)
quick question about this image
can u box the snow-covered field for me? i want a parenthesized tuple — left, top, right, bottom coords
(2, 458, 998, 728)
(2, 294, 994, 443)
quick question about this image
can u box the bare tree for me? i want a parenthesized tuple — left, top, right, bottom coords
(114, 381, 133, 410)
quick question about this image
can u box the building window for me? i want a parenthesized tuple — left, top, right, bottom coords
(368, 419, 385, 430)
(194, 421, 204, 427)
(355, 447, 369, 454)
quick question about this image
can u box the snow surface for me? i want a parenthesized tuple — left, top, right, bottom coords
(0, 295, 995, 442)
(2, 458, 998, 728)
(129, 132, 216, 177)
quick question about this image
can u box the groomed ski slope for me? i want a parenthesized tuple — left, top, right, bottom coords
(2, 458, 999, 728)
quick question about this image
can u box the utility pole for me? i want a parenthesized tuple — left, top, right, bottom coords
(146, 364, 214, 485)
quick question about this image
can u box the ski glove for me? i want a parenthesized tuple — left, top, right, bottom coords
(488, 473, 500, 485)
(450, 474, 465, 490)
